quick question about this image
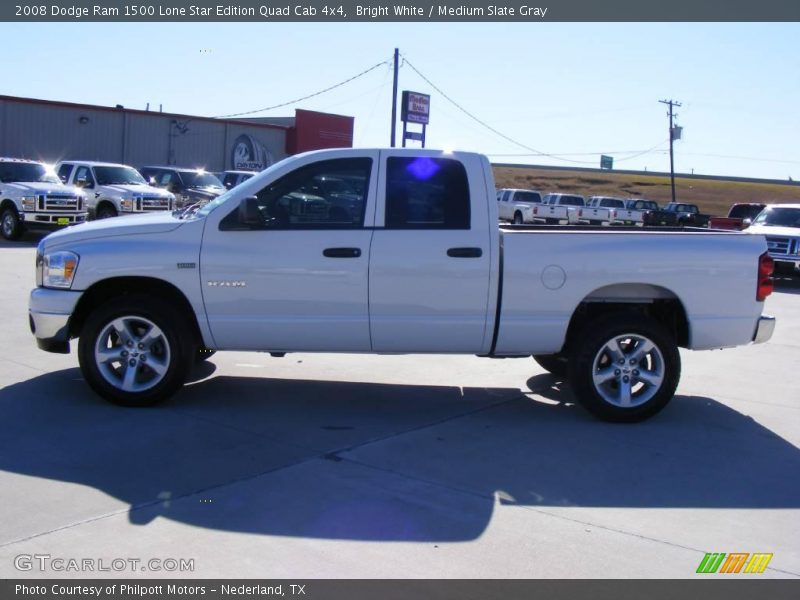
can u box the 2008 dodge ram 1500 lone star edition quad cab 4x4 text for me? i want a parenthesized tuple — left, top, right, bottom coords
(29, 149, 776, 422)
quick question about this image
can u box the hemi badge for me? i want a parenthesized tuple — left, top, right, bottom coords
(177, 262, 196, 269)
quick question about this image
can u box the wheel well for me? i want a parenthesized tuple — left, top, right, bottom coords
(69, 277, 204, 345)
(95, 200, 116, 213)
(564, 287, 689, 351)
(1, 199, 19, 213)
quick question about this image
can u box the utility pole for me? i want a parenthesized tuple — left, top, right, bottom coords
(390, 48, 399, 148)
(659, 99, 681, 203)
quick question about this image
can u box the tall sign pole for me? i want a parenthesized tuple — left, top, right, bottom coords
(659, 99, 682, 203)
(390, 48, 399, 147)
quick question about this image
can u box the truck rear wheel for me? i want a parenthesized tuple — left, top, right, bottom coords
(568, 313, 680, 423)
(1, 207, 24, 241)
(513, 211, 523, 224)
(78, 295, 193, 406)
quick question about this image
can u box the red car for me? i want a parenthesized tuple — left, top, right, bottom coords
(709, 203, 766, 230)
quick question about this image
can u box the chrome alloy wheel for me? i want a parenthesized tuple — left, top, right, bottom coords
(94, 316, 171, 393)
(591, 333, 665, 408)
(2, 212, 16, 237)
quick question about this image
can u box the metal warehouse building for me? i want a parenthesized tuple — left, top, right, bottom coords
(0, 94, 354, 172)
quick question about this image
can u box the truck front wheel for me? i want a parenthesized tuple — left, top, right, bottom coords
(1, 207, 24, 240)
(513, 211, 523, 224)
(78, 295, 193, 406)
(568, 313, 680, 423)
(96, 205, 118, 220)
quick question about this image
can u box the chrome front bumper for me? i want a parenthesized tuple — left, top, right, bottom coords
(753, 315, 776, 344)
(28, 287, 83, 353)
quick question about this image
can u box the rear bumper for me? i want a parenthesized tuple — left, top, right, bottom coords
(28, 287, 83, 353)
(753, 315, 776, 344)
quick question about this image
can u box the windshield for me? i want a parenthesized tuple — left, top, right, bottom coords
(181, 171, 223, 188)
(752, 207, 800, 228)
(0, 162, 60, 184)
(94, 166, 147, 185)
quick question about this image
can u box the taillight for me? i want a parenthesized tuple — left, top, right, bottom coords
(533, 207, 538, 215)
(611, 210, 617, 219)
(578, 209, 583, 217)
(757, 252, 774, 301)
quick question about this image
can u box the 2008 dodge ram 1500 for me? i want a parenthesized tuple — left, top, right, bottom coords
(29, 149, 776, 422)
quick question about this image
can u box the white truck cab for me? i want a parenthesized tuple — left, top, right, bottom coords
(0, 158, 87, 240)
(533, 193, 585, 224)
(56, 161, 174, 219)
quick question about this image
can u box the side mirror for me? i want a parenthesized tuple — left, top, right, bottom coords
(238, 196, 263, 227)
(742, 218, 752, 228)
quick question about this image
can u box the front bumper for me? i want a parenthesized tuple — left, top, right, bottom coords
(28, 287, 83, 353)
(22, 212, 88, 229)
(752, 315, 776, 345)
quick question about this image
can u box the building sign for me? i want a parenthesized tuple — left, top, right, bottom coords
(401, 91, 430, 125)
(231, 134, 274, 170)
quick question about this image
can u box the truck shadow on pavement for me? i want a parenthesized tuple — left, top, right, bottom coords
(1, 368, 798, 542)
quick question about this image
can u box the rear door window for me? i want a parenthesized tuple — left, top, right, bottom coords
(385, 157, 470, 229)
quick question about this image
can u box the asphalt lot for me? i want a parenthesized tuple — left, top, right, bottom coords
(0, 232, 798, 579)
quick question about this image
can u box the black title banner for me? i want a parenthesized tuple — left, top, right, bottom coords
(4, 0, 800, 22)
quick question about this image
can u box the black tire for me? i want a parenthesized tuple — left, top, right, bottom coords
(195, 348, 216, 363)
(513, 211, 523, 224)
(568, 312, 681, 423)
(1, 207, 24, 241)
(78, 295, 194, 406)
(96, 204, 118, 220)
(533, 354, 569, 378)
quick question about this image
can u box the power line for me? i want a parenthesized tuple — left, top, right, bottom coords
(401, 55, 600, 164)
(489, 142, 668, 158)
(212, 60, 390, 119)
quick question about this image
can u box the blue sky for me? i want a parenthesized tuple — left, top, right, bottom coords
(4, 22, 799, 179)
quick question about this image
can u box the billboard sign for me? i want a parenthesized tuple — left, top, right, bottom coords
(231, 134, 274, 170)
(401, 91, 431, 125)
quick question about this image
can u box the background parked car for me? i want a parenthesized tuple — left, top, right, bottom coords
(140, 166, 226, 209)
(496, 188, 544, 224)
(1, 158, 87, 240)
(219, 170, 258, 190)
(533, 193, 585, 224)
(709, 203, 766, 230)
(56, 161, 174, 219)
(645, 202, 711, 227)
(578, 196, 627, 225)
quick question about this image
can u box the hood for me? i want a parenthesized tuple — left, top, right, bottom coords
(5, 182, 83, 196)
(42, 212, 183, 248)
(746, 224, 800, 238)
(102, 184, 172, 197)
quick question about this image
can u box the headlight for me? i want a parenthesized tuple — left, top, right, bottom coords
(21, 196, 37, 211)
(120, 198, 134, 211)
(41, 251, 79, 289)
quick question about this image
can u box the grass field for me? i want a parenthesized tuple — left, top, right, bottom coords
(493, 166, 800, 217)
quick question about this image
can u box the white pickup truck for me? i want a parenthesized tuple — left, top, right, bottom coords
(1, 158, 87, 240)
(532, 193, 585, 224)
(56, 161, 175, 219)
(496, 188, 543, 224)
(28, 149, 776, 423)
(577, 196, 627, 225)
(612, 199, 660, 226)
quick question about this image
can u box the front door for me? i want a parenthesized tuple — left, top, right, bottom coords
(200, 154, 378, 352)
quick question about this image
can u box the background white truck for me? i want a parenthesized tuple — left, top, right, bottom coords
(612, 199, 660, 226)
(496, 188, 544, 224)
(533, 193, 585, 224)
(0, 158, 87, 240)
(577, 196, 627, 225)
(56, 161, 175, 219)
(29, 149, 775, 423)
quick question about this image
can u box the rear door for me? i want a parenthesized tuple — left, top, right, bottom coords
(368, 152, 494, 352)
